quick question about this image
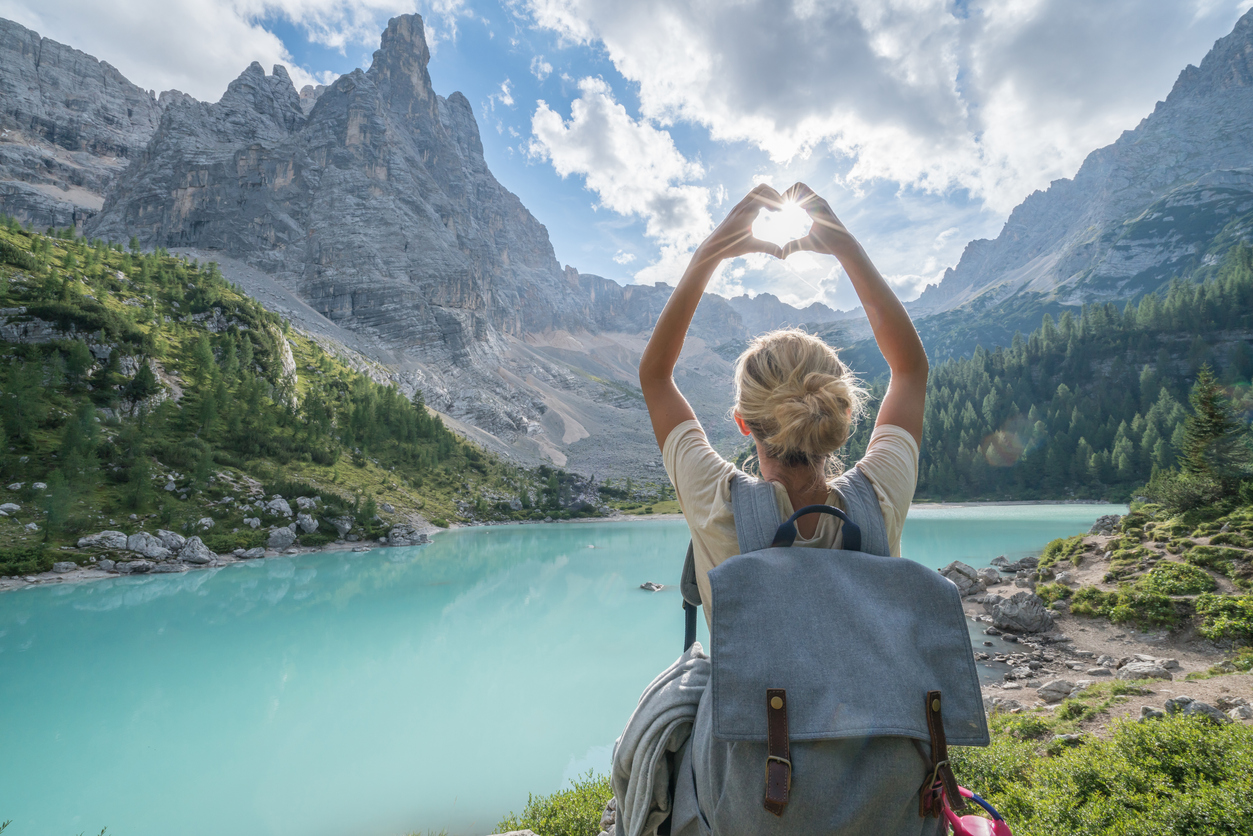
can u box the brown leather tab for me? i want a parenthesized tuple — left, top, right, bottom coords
(920, 690, 966, 815)
(764, 688, 791, 816)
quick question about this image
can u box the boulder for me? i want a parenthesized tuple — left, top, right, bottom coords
(1140, 705, 1166, 721)
(1089, 514, 1121, 535)
(98, 558, 116, 572)
(24, 522, 38, 532)
(197, 517, 215, 530)
(1118, 661, 1172, 681)
(179, 537, 216, 565)
(388, 525, 431, 546)
(1182, 701, 1232, 724)
(1036, 679, 1075, 703)
(991, 592, 1055, 634)
(32, 482, 46, 490)
(331, 516, 353, 537)
(77, 530, 128, 550)
(155, 530, 186, 551)
(52, 561, 78, 573)
(976, 567, 1001, 586)
(126, 532, 171, 560)
(296, 513, 318, 534)
(379, 502, 395, 513)
(939, 561, 985, 597)
(244, 517, 261, 529)
(1229, 705, 1253, 720)
(0, 502, 19, 514)
(264, 496, 293, 517)
(6, 482, 21, 490)
(115, 560, 154, 574)
(295, 496, 317, 510)
(1086, 667, 1113, 677)
(241, 547, 267, 559)
(268, 527, 297, 550)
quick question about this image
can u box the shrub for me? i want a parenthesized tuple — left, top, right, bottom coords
(1035, 582, 1073, 605)
(1209, 531, 1253, 548)
(0, 544, 52, 576)
(952, 715, 1253, 836)
(1185, 544, 1248, 567)
(200, 529, 266, 552)
(297, 532, 337, 547)
(1039, 535, 1085, 568)
(1138, 561, 1217, 595)
(495, 771, 611, 836)
(1069, 585, 1178, 627)
(1195, 593, 1253, 644)
(430, 518, 448, 528)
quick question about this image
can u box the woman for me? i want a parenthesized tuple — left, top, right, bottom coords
(638, 182, 928, 623)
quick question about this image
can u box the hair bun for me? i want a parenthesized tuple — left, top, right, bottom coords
(733, 329, 865, 468)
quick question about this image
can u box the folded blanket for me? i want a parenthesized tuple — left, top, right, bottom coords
(611, 642, 711, 836)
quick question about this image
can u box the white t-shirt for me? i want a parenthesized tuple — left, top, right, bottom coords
(662, 420, 919, 625)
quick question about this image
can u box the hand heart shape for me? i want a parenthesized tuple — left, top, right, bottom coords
(752, 201, 813, 251)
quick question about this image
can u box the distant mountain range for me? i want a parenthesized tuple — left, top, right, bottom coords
(3, 10, 1253, 476)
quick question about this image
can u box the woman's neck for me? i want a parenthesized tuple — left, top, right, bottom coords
(754, 442, 830, 533)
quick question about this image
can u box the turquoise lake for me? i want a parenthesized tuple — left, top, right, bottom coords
(0, 504, 1124, 836)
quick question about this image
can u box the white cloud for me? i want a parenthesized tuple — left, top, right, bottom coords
(0, 0, 470, 102)
(612, 250, 636, 264)
(490, 78, 515, 109)
(521, 0, 1252, 214)
(529, 76, 712, 249)
(530, 53, 554, 80)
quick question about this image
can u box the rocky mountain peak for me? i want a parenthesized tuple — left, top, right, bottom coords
(367, 14, 439, 124)
(1165, 9, 1253, 103)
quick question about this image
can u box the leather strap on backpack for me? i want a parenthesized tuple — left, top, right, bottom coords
(764, 688, 792, 816)
(920, 690, 966, 817)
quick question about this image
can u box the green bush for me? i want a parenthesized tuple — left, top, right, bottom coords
(1209, 531, 1253, 548)
(952, 715, 1253, 836)
(1185, 545, 1248, 567)
(1069, 585, 1178, 627)
(1039, 535, 1086, 568)
(1195, 593, 1253, 644)
(495, 771, 611, 836)
(297, 532, 337, 547)
(200, 529, 267, 552)
(1138, 561, 1218, 595)
(1035, 582, 1073, 605)
(0, 544, 52, 576)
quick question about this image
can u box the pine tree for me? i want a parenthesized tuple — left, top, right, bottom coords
(1182, 365, 1251, 487)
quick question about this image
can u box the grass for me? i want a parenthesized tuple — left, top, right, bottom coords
(495, 771, 611, 836)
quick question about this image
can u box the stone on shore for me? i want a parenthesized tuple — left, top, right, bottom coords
(241, 547, 267, 559)
(52, 561, 77, 573)
(155, 530, 186, 551)
(115, 560, 154, 574)
(990, 591, 1055, 634)
(179, 536, 216, 565)
(940, 561, 985, 597)
(77, 530, 128, 550)
(126, 532, 171, 560)
(268, 527, 297, 550)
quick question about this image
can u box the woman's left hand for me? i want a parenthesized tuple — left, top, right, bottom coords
(696, 184, 786, 263)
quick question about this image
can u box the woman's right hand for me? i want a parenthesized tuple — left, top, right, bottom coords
(696, 184, 786, 263)
(780, 182, 859, 258)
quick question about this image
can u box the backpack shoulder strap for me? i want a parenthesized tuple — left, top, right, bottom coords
(729, 470, 783, 554)
(830, 465, 891, 557)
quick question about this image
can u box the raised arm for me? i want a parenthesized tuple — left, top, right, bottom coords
(783, 182, 928, 444)
(639, 185, 784, 450)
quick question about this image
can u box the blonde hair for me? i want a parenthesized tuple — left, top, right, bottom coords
(733, 328, 866, 470)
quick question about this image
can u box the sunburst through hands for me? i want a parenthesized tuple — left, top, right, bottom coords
(751, 201, 812, 249)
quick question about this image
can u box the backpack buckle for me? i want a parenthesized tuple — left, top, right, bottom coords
(764, 689, 791, 816)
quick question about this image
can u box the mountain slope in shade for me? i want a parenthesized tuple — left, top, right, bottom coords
(914, 8, 1253, 314)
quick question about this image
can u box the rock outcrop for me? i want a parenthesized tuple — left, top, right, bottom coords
(0, 18, 162, 229)
(914, 8, 1253, 314)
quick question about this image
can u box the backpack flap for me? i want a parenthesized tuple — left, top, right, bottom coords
(707, 546, 989, 746)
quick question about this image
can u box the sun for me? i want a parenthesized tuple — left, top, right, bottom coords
(752, 201, 812, 248)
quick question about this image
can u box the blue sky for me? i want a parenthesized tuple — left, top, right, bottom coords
(4, 0, 1252, 309)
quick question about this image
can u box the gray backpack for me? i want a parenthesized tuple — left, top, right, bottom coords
(668, 466, 989, 836)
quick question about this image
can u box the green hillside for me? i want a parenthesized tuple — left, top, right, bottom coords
(0, 222, 597, 575)
(841, 246, 1253, 501)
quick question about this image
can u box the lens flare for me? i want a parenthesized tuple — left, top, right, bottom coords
(753, 201, 812, 247)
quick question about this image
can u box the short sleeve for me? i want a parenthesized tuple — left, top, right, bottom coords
(854, 424, 919, 556)
(662, 419, 737, 527)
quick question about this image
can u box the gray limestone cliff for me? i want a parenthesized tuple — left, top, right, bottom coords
(914, 8, 1253, 313)
(0, 18, 162, 229)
